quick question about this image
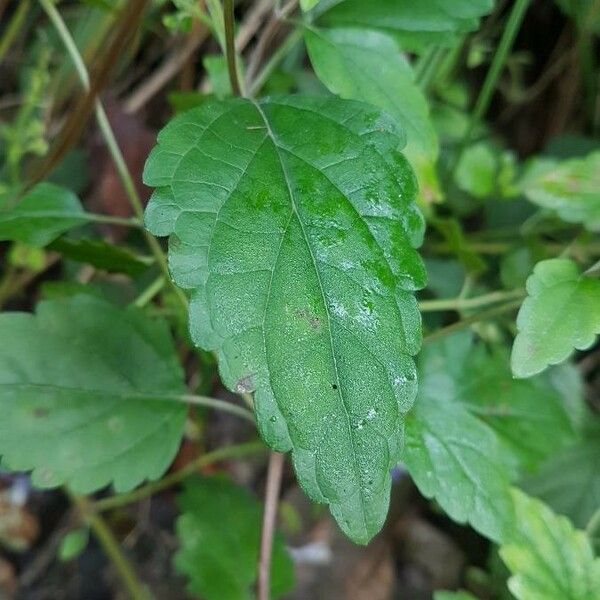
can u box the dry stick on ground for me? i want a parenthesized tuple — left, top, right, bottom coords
(257, 452, 285, 600)
(33, 0, 149, 185)
(124, 24, 209, 113)
(244, 0, 299, 88)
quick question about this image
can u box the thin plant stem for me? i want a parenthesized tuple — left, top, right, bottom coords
(586, 506, 600, 537)
(0, 0, 30, 62)
(70, 494, 149, 600)
(258, 452, 285, 600)
(133, 276, 166, 307)
(423, 298, 523, 344)
(448, 0, 531, 178)
(248, 27, 303, 96)
(92, 441, 266, 512)
(419, 289, 524, 312)
(38, 0, 188, 310)
(224, 0, 242, 96)
(584, 258, 600, 277)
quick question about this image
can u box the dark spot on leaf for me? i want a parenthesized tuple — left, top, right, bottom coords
(295, 308, 321, 329)
(33, 408, 49, 418)
(332, 384, 338, 390)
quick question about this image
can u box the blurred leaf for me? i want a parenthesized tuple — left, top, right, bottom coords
(433, 218, 486, 273)
(203, 55, 233, 97)
(0, 183, 85, 247)
(518, 152, 600, 231)
(301, 0, 321, 10)
(48, 237, 151, 276)
(143, 96, 426, 544)
(58, 529, 89, 562)
(522, 418, 600, 528)
(0, 295, 187, 492)
(500, 489, 600, 600)
(434, 592, 479, 600)
(455, 142, 498, 198)
(554, 0, 600, 31)
(424, 258, 466, 299)
(459, 344, 576, 471)
(500, 246, 537, 289)
(511, 259, 600, 378)
(167, 91, 207, 112)
(318, 0, 495, 52)
(175, 477, 294, 600)
(8, 243, 46, 272)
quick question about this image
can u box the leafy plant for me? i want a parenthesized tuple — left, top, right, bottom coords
(1, 0, 599, 598)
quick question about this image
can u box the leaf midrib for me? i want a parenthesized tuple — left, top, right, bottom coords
(251, 99, 370, 535)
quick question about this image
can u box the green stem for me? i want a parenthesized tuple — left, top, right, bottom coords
(584, 258, 600, 277)
(70, 494, 149, 600)
(38, 0, 188, 311)
(173, 393, 256, 423)
(449, 0, 531, 178)
(586, 506, 600, 538)
(423, 298, 523, 344)
(83, 213, 142, 228)
(248, 27, 303, 97)
(419, 289, 524, 312)
(92, 441, 266, 512)
(0, 0, 30, 63)
(223, 0, 242, 96)
(133, 276, 165, 308)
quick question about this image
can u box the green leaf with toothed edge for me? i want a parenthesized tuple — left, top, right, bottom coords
(0, 295, 187, 493)
(175, 476, 294, 600)
(143, 95, 426, 544)
(500, 489, 600, 600)
(317, 0, 495, 53)
(511, 258, 600, 378)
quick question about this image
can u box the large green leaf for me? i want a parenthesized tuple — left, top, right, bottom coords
(403, 334, 515, 542)
(0, 295, 187, 492)
(318, 0, 495, 52)
(523, 419, 600, 529)
(500, 489, 600, 600)
(175, 477, 294, 600)
(0, 182, 85, 246)
(143, 96, 426, 543)
(511, 259, 600, 378)
(518, 152, 600, 231)
(304, 27, 439, 202)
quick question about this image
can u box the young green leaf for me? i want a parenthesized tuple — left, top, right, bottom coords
(403, 333, 515, 542)
(48, 237, 151, 276)
(0, 295, 187, 493)
(304, 28, 437, 159)
(523, 419, 600, 528)
(518, 152, 600, 231)
(500, 489, 600, 600)
(511, 259, 600, 378)
(318, 0, 495, 52)
(0, 182, 85, 246)
(143, 96, 426, 544)
(304, 27, 439, 201)
(175, 477, 294, 600)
